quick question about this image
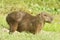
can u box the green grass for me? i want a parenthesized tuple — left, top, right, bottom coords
(0, 14, 9, 28)
(0, 27, 60, 40)
(44, 15, 60, 32)
(0, 0, 60, 40)
(1, 0, 60, 15)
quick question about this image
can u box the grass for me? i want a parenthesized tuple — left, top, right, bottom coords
(1, 0, 60, 15)
(0, 27, 60, 40)
(0, 0, 60, 40)
(0, 14, 9, 28)
(44, 15, 60, 32)
(0, 11, 60, 40)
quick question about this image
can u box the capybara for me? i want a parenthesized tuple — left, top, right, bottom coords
(6, 11, 53, 34)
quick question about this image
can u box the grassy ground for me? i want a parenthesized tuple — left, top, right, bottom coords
(0, 0, 60, 40)
(0, 27, 60, 40)
(0, 9, 60, 40)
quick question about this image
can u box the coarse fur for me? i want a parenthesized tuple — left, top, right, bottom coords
(6, 11, 53, 34)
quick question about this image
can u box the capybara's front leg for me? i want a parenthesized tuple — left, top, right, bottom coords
(35, 23, 43, 34)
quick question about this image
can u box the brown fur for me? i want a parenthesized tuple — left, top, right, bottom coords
(6, 11, 53, 34)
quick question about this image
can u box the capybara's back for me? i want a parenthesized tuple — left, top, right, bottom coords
(6, 11, 33, 34)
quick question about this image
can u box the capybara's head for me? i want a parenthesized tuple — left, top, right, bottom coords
(38, 12, 53, 23)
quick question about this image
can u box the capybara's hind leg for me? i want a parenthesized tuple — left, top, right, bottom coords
(9, 22, 18, 34)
